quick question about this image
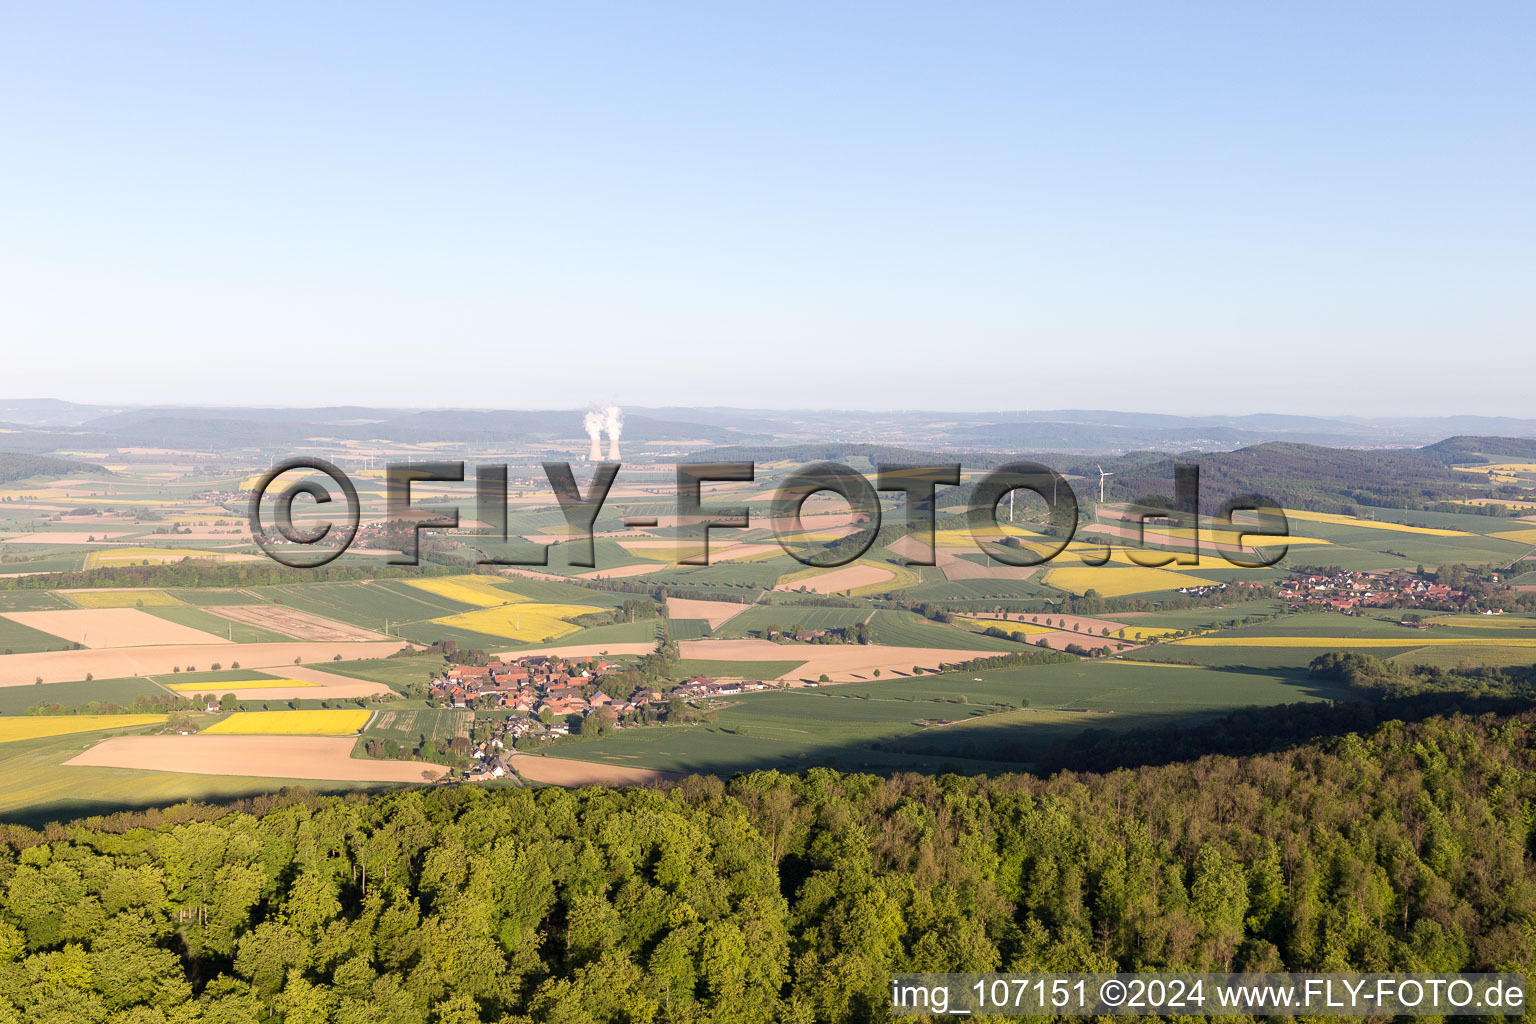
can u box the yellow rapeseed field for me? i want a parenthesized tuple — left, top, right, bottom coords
(86, 547, 238, 568)
(202, 709, 371, 735)
(404, 575, 526, 608)
(1281, 509, 1471, 537)
(68, 590, 184, 608)
(430, 602, 603, 643)
(0, 715, 166, 744)
(1044, 565, 1217, 598)
(956, 616, 1058, 634)
(165, 678, 318, 692)
(1490, 529, 1536, 546)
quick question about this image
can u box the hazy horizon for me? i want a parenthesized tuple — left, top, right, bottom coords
(3, 3, 1530, 414)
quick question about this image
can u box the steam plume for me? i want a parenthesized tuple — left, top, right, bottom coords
(604, 405, 623, 460)
(584, 411, 605, 461)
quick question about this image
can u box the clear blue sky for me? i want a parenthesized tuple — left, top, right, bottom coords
(1, 3, 1530, 414)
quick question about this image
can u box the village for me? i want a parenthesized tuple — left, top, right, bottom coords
(429, 652, 775, 781)
(1278, 569, 1485, 614)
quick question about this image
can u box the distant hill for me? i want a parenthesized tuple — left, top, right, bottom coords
(0, 452, 110, 484)
(1411, 436, 1536, 466)
(1106, 441, 1487, 515)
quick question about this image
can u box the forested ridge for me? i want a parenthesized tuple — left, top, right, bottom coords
(0, 710, 1532, 1023)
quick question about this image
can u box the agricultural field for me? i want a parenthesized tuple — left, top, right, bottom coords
(867, 610, 1039, 651)
(201, 709, 372, 735)
(673, 658, 808, 680)
(554, 658, 1355, 776)
(0, 441, 1534, 817)
(404, 574, 525, 607)
(0, 714, 166, 743)
(359, 708, 473, 746)
(713, 604, 870, 639)
(1043, 564, 1216, 598)
(165, 677, 317, 692)
(430, 602, 604, 643)
(66, 589, 184, 607)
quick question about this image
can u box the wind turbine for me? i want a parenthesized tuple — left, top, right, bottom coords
(1096, 464, 1113, 503)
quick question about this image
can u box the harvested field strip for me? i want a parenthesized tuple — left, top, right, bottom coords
(0, 714, 166, 743)
(3, 607, 229, 648)
(202, 709, 371, 735)
(64, 735, 446, 782)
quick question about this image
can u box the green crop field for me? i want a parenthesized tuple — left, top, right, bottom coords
(0, 591, 71, 612)
(0, 677, 169, 715)
(667, 618, 713, 640)
(358, 708, 473, 747)
(866, 609, 1038, 651)
(321, 653, 447, 691)
(143, 604, 295, 643)
(0, 616, 74, 654)
(553, 658, 1353, 776)
(715, 605, 869, 639)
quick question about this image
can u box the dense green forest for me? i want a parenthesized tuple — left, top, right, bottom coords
(0, 709, 1532, 1023)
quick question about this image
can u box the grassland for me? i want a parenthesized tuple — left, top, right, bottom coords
(202, 709, 371, 735)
